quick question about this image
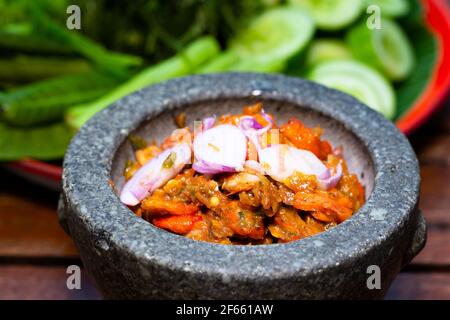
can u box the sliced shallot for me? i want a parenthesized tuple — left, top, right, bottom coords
(120, 143, 191, 206)
(238, 111, 273, 149)
(244, 160, 265, 175)
(238, 111, 274, 160)
(202, 116, 216, 130)
(258, 144, 341, 190)
(317, 163, 343, 190)
(193, 124, 247, 174)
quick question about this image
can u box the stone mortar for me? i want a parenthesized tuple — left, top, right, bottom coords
(59, 73, 426, 299)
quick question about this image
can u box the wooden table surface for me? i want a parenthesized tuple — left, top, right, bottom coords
(0, 102, 449, 300)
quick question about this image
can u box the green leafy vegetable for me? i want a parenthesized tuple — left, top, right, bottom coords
(74, 0, 275, 64)
(0, 23, 73, 55)
(29, 3, 143, 77)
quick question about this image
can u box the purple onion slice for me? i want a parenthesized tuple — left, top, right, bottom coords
(193, 124, 247, 174)
(238, 111, 273, 152)
(120, 143, 192, 206)
(202, 116, 216, 130)
(258, 144, 339, 190)
(317, 163, 343, 190)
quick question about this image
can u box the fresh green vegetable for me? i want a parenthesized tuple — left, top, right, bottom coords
(0, 0, 438, 163)
(228, 59, 287, 73)
(0, 0, 71, 22)
(0, 0, 29, 27)
(30, 4, 143, 77)
(230, 6, 315, 67)
(305, 39, 352, 67)
(76, 0, 275, 64)
(0, 23, 73, 54)
(199, 49, 288, 74)
(200, 6, 315, 73)
(288, 0, 364, 30)
(365, 0, 410, 18)
(0, 122, 73, 160)
(197, 50, 241, 74)
(347, 18, 415, 81)
(309, 60, 396, 119)
(0, 71, 120, 126)
(66, 36, 221, 129)
(0, 56, 91, 83)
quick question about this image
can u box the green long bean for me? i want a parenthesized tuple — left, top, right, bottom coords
(0, 56, 91, 83)
(66, 36, 221, 129)
(0, 121, 73, 160)
(30, 5, 143, 76)
(1, 70, 120, 126)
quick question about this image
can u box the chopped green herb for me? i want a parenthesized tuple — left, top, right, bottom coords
(123, 159, 138, 180)
(162, 152, 177, 169)
(128, 134, 147, 150)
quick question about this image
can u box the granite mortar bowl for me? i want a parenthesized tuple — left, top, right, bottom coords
(59, 73, 426, 299)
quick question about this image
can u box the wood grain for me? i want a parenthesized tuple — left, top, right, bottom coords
(0, 169, 78, 258)
(0, 265, 100, 300)
(388, 97, 450, 298)
(386, 272, 450, 300)
(408, 102, 450, 267)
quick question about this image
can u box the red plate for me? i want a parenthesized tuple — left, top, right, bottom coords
(397, 0, 450, 134)
(6, 0, 450, 187)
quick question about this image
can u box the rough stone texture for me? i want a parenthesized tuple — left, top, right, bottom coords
(59, 73, 426, 299)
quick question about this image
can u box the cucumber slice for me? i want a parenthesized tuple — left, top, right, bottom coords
(201, 6, 314, 74)
(365, 0, 410, 17)
(308, 60, 396, 119)
(305, 39, 352, 67)
(288, 0, 364, 30)
(347, 18, 415, 81)
(230, 6, 315, 66)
